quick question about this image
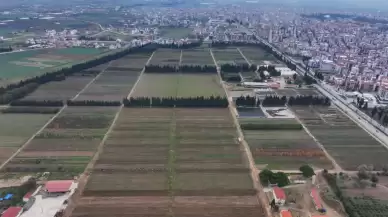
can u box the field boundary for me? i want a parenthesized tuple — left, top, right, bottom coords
(63, 51, 155, 217)
(0, 61, 118, 171)
(237, 48, 252, 65)
(210, 49, 272, 217)
(291, 107, 343, 172)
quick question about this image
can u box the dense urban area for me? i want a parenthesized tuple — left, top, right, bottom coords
(0, 0, 387, 217)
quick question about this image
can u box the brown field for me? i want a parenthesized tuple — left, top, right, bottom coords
(73, 52, 152, 101)
(292, 106, 388, 170)
(71, 196, 264, 217)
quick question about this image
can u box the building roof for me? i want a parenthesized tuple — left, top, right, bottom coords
(23, 192, 33, 200)
(280, 210, 292, 217)
(45, 180, 73, 193)
(1, 206, 22, 217)
(311, 188, 323, 209)
(273, 187, 286, 200)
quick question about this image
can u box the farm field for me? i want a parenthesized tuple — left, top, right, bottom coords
(181, 48, 214, 65)
(85, 108, 253, 196)
(21, 72, 101, 101)
(74, 52, 153, 101)
(0, 113, 54, 165)
(2, 107, 118, 180)
(73, 108, 262, 217)
(292, 106, 388, 170)
(241, 118, 333, 170)
(211, 47, 247, 65)
(71, 196, 264, 217)
(275, 88, 320, 97)
(0, 48, 107, 87)
(159, 27, 193, 39)
(148, 49, 181, 66)
(132, 73, 225, 97)
(238, 47, 279, 65)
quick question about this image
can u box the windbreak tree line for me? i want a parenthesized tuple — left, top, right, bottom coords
(236, 95, 331, 107)
(67, 100, 121, 107)
(220, 63, 256, 73)
(10, 100, 64, 107)
(0, 44, 155, 105)
(123, 96, 228, 108)
(144, 64, 217, 73)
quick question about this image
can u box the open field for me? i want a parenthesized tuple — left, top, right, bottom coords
(85, 108, 253, 197)
(242, 118, 333, 170)
(239, 47, 279, 65)
(2, 107, 118, 180)
(74, 52, 152, 101)
(211, 47, 247, 65)
(21, 72, 100, 101)
(0, 48, 106, 87)
(148, 49, 181, 66)
(0, 113, 54, 165)
(292, 106, 388, 170)
(73, 108, 262, 217)
(181, 48, 214, 65)
(132, 73, 225, 97)
(275, 88, 320, 97)
(159, 27, 193, 39)
(71, 196, 264, 217)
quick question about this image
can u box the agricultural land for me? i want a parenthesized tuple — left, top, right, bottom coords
(0, 48, 107, 87)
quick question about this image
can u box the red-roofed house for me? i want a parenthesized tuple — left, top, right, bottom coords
(1, 206, 22, 217)
(280, 210, 292, 217)
(311, 188, 323, 210)
(272, 187, 286, 205)
(23, 192, 33, 202)
(44, 180, 73, 196)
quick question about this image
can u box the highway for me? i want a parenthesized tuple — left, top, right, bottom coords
(253, 34, 388, 149)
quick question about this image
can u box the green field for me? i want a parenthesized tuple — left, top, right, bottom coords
(160, 27, 193, 39)
(132, 73, 225, 97)
(0, 48, 106, 87)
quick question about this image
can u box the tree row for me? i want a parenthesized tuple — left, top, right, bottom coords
(235, 95, 331, 107)
(123, 96, 228, 108)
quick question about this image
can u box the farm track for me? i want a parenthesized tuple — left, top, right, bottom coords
(292, 110, 343, 172)
(210, 48, 272, 217)
(237, 47, 252, 65)
(63, 51, 155, 217)
(0, 62, 115, 171)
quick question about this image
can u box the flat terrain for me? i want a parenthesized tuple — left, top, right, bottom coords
(132, 73, 225, 97)
(292, 106, 388, 170)
(74, 52, 152, 101)
(2, 107, 118, 180)
(148, 49, 181, 66)
(0, 113, 54, 165)
(72, 108, 263, 217)
(242, 118, 333, 170)
(212, 47, 247, 65)
(0, 48, 106, 87)
(159, 27, 193, 39)
(239, 47, 278, 65)
(181, 48, 214, 65)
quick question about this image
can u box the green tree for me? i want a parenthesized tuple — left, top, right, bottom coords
(299, 165, 315, 178)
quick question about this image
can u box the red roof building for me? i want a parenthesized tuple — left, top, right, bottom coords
(280, 210, 293, 217)
(311, 188, 323, 210)
(45, 180, 73, 193)
(1, 206, 22, 217)
(23, 192, 33, 202)
(273, 187, 286, 200)
(272, 186, 286, 205)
